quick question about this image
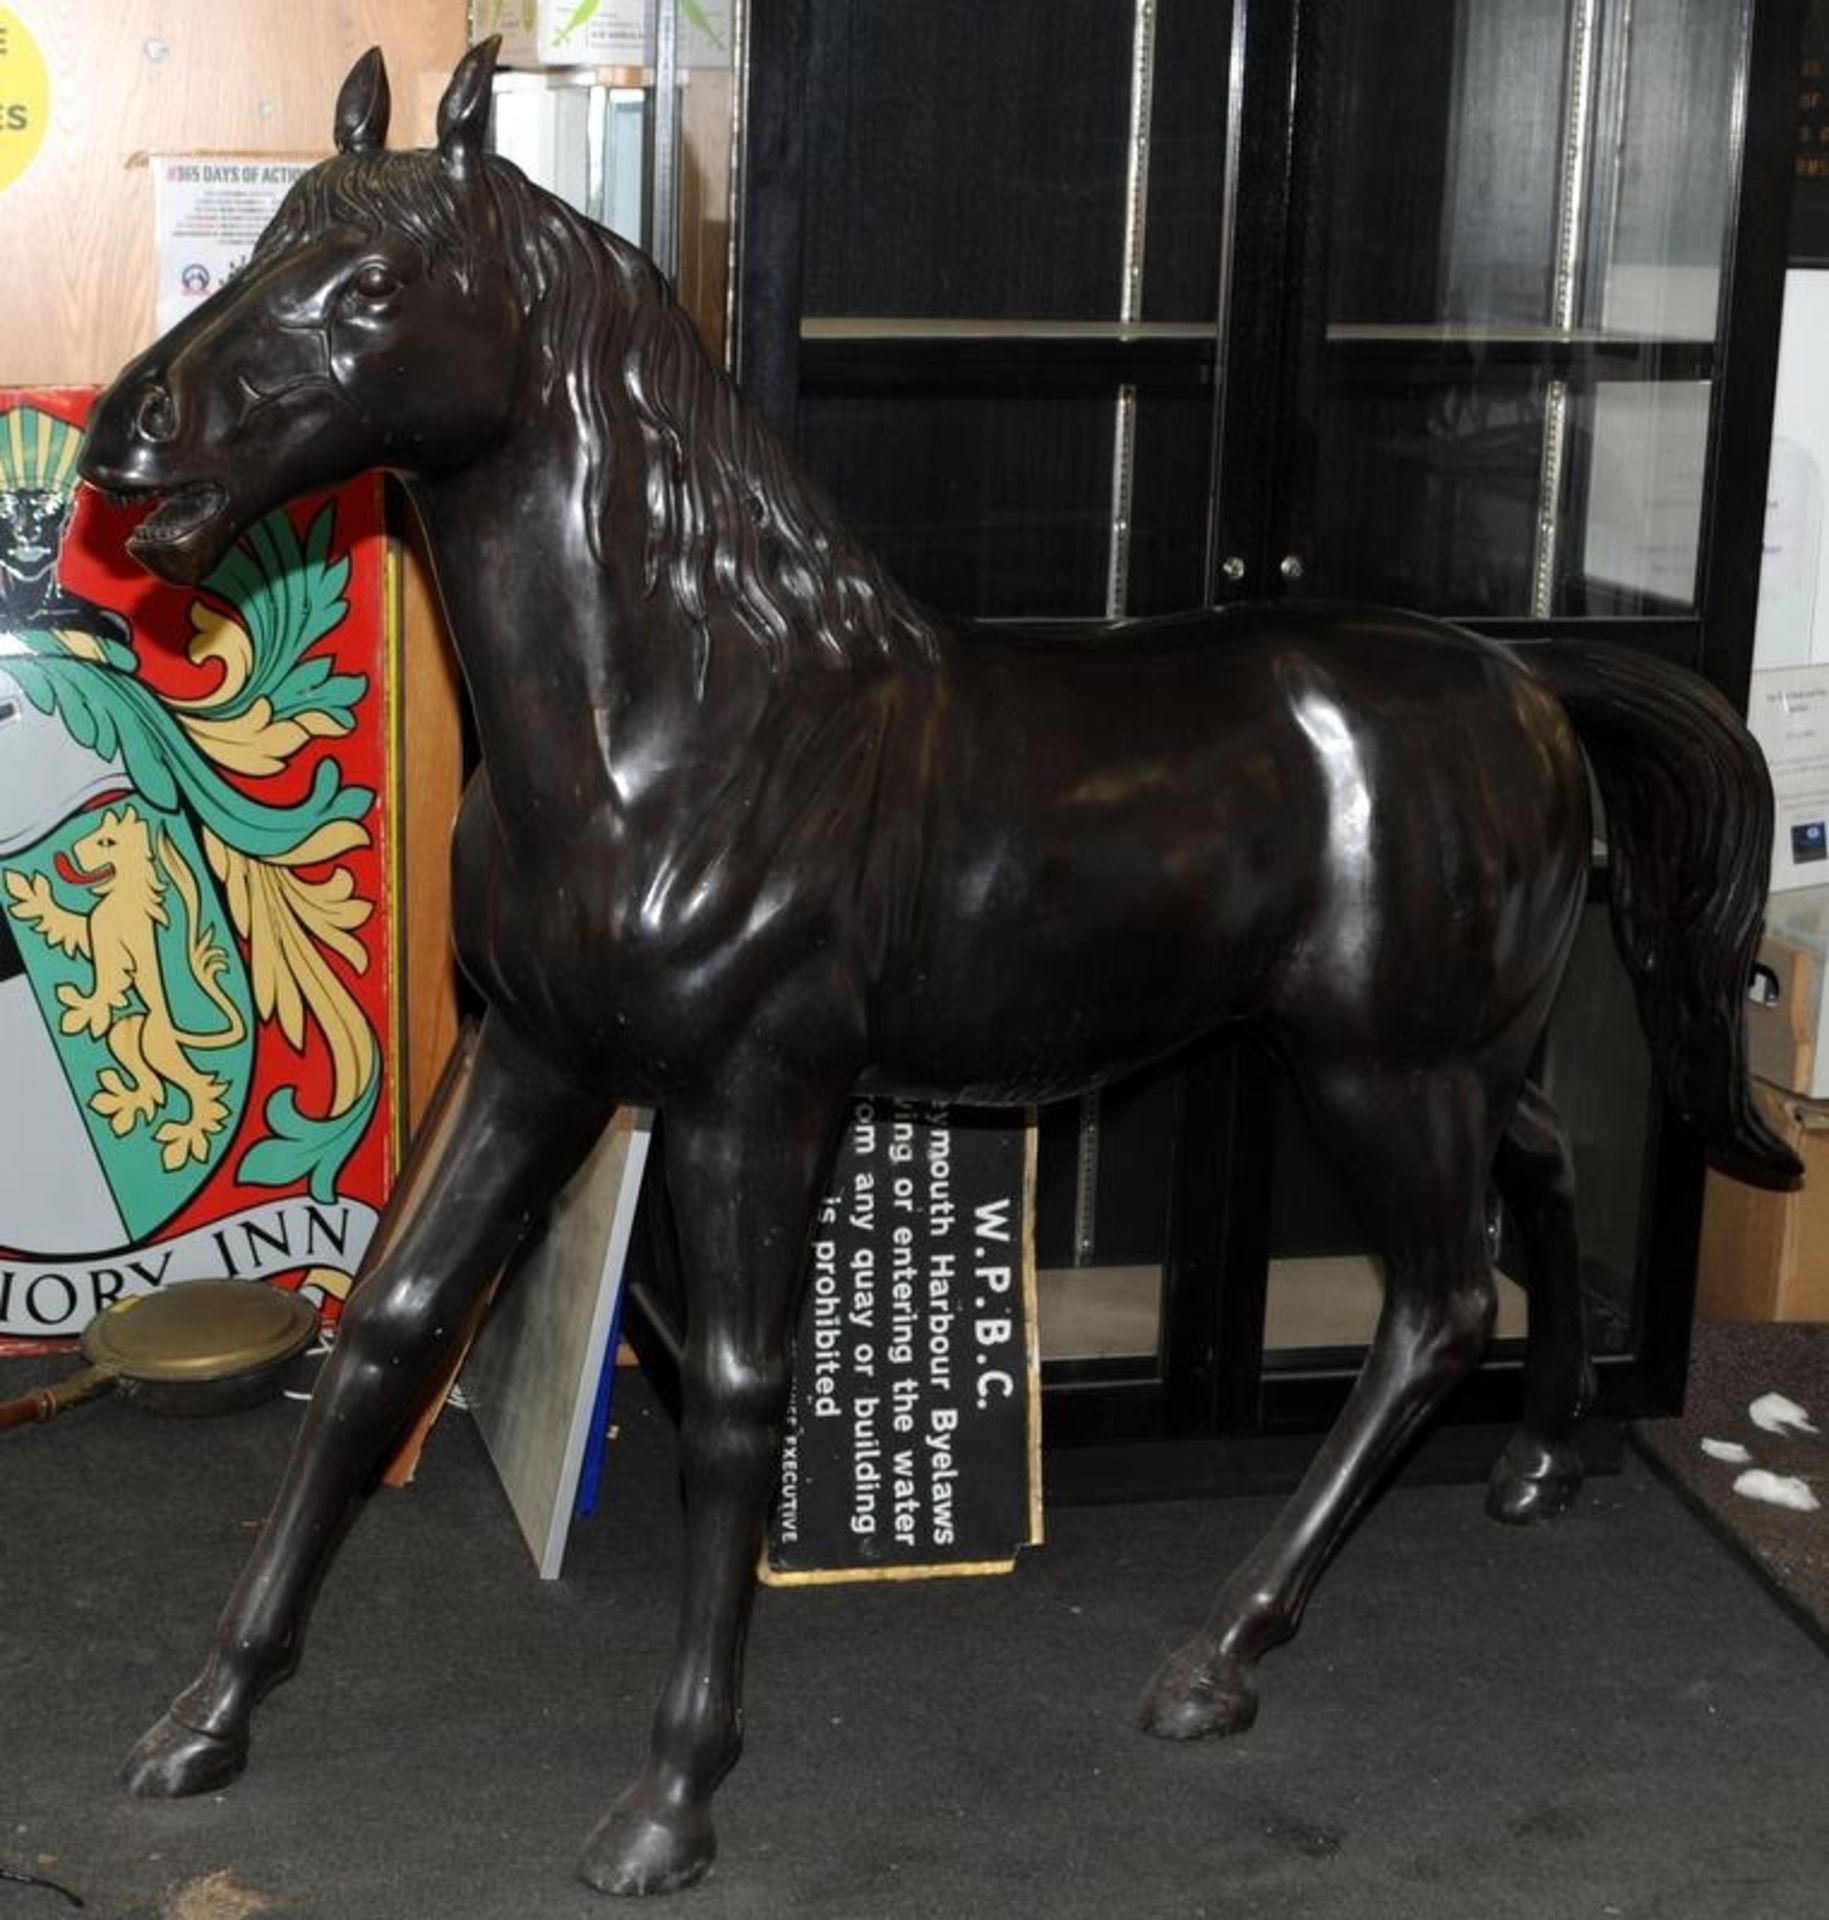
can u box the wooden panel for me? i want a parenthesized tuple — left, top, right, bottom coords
(0, 1, 465, 384)
(397, 510, 468, 1133)
(679, 69, 735, 356)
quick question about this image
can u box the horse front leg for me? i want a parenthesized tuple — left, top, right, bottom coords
(579, 1072, 848, 1897)
(123, 1013, 606, 1798)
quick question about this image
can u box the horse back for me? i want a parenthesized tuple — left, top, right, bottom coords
(863, 602, 1592, 1100)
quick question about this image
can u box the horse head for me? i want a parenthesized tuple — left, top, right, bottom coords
(80, 40, 526, 586)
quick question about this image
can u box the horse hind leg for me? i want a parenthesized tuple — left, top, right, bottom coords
(1137, 1059, 1501, 1741)
(122, 1014, 606, 1800)
(1486, 1077, 1593, 1524)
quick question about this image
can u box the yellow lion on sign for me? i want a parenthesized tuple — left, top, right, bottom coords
(6, 804, 247, 1170)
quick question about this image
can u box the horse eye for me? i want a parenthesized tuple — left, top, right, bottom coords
(350, 264, 400, 302)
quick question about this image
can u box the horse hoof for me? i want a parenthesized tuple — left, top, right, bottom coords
(578, 1796, 715, 1898)
(1136, 1647, 1259, 1742)
(122, 1712, 248, 1799)
(1486, 1434, 1583, 1526)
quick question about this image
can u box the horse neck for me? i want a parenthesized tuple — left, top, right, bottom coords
(401, 409, 793, 821)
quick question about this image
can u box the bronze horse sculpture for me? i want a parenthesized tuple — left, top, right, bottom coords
(78, 41, 1798, 1896)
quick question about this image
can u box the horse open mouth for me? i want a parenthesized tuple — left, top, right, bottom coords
(122, 481, 233, 582)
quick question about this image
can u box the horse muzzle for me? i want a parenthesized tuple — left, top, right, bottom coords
(118, 480, 236, 584)
(79, 462, 238, 589)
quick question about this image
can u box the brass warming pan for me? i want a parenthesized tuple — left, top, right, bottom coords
(0, 1280, 319, 1431)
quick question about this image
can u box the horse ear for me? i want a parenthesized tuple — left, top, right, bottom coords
(334, 47, 391, 153)
(437, 36, 499, 173)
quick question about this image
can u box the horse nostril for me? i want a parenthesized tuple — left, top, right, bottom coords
(135, 383, 179, 444)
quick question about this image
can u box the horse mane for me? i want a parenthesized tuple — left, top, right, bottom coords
(260, 150, 935, 676)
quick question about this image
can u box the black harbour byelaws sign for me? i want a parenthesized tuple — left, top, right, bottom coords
(767, 1100, 1042, 1583)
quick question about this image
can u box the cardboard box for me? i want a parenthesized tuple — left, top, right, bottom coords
(1746, 887, 1829, 1097)
(474, 0, 654, 70)
(1697, 1091, 1829, 1322)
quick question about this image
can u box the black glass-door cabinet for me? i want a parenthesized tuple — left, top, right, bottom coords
(722, 0, 1804, 1489)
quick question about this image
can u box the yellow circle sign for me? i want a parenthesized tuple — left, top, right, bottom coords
(0, 6, 50, 194)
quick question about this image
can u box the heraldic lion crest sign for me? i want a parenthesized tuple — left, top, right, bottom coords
(0, 394, 397, 1338)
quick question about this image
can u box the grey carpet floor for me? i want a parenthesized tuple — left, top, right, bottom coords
(2, 1357, 1827, 1920)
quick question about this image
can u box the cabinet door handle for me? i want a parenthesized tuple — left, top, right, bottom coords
(1279, 554, 1306, 582)
(1220, 555, 1247, 583)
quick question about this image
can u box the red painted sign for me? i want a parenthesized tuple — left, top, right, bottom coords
(0, 388, 398, 1341)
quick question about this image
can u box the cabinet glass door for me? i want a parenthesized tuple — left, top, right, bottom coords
(789, 0, 1241, 1382)
(796, 0, 1235, 618)
(1263, 0, 1746, 1369)
(1296, 0, 1745, 618)
(743, 0, 1790, 1454)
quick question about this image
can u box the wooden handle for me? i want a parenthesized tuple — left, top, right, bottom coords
(0, 1366, 115, 1432)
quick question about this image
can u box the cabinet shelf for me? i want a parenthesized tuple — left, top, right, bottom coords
(1325, 323, 1715, 385)
(796, 316, 1715, 394)
(798, 318, 1218, 392)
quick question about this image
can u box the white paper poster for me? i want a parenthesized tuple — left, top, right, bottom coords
(1756, 272, 1829, 670)
(1747, 666, 1829, 890)
(463, 1110, 652, 1580)
(1581, 381, 1710, 603)
(152, 157, 312, 338)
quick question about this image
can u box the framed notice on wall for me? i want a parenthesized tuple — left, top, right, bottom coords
(153, 156, 315, 338)
(0, 388, 400, 1342)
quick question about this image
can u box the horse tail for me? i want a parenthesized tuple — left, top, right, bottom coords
(1528, 640, 1800, 1189)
